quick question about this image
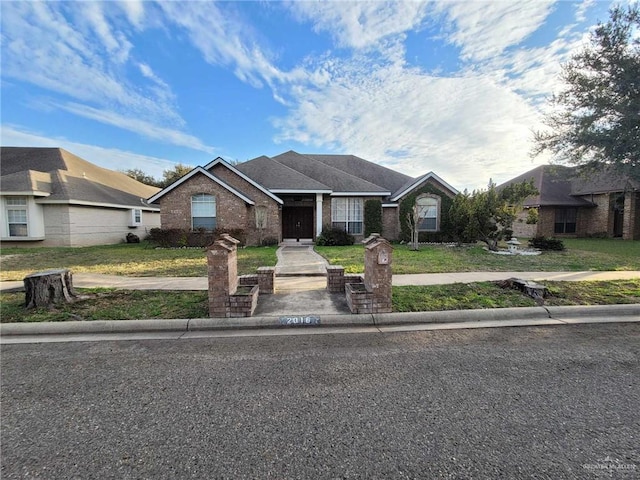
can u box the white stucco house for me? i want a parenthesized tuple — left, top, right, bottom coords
(0, 147, 160, 247)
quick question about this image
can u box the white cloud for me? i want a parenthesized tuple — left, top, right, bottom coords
(0, 125, 186, 178)
(287, 0, 430, 50)
(157, 1, 291, 89)
(436, 0, 557, 61)
(274, 56, 550, 191)
(0, 1, 209, 148)
(56, 103, 215, 154)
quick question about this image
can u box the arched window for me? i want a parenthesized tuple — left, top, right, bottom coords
(416, 195, 439, 232)
(191, 193, 216, 230)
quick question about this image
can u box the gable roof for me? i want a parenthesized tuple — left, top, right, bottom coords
(271, 151, 391, 195)
(0, 147, 160, 209)
(235, 155, 332, 193)
(390, 171, 459, 201)
(147, 166, 256, 205)
(204, 157, 285, 202)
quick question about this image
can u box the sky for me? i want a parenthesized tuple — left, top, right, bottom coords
(0, 0, 628, 191)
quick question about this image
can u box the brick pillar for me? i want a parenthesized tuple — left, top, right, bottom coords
(207, 235, 241, 318)
(326, 265, 345, 293)
(257, 267, 275, 294)
(363, 234, 393, 313)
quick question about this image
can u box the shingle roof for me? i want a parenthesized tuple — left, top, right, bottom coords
(235, 155, 331, 191)
(570, 167, 640, 195)
(1, 147, 160, 208)
(498, 165, 613, 207)
(303, 154, 411, 194)
(271, 151, 390, 194)
(0, 170, 53, 195)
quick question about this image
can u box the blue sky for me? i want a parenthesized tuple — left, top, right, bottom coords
(0, 0, 625, 190)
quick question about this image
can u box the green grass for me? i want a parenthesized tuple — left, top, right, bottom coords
(2, 279, 637, 322)
(0, 288, 209, 322)
(316, 238, 640, 274)
(0, 243, 278, 281)
(392, 279, 640, 312)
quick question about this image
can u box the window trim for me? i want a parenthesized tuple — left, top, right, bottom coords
(554, 207, 577, 234)
(130, 208, 142, 227)
(331, 197, 363, 235)
(415, 194, 440, 232)
(191, 193, 217, 231)
(5, 196, 29, 237)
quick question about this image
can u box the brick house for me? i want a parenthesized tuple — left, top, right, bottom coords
(148, 150, 458, 245)
(501, 165, 640, 240)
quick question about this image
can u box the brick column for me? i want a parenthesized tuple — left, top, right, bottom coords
(207, 235, 241, 317)
(363, 234, 393, 313)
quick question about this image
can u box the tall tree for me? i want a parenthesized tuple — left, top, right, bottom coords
(160, 163, 193, 187)
(533, 5, 640, 177)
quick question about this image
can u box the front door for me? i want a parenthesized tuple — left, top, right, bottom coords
(283, 207, 314, 239)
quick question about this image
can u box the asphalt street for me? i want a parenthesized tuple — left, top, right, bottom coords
(1, 323, 639, 479)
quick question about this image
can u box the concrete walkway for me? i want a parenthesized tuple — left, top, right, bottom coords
(275, 245, 328, 276)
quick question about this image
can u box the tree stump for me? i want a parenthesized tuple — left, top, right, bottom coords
(24, 269, 77, 309)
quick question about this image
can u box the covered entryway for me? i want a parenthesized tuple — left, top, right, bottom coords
(283, 207, 314, 240)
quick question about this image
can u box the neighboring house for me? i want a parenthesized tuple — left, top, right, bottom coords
(148, 150, 458, 245)
(0, 147, 161, 246)
(500, 165, 640, 240)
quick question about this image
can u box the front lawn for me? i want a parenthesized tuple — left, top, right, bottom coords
(2, 279, 638, 322)
(0, 243, 278, 281)
(392, 279, 640, 312)
(316, 238, 640, 274)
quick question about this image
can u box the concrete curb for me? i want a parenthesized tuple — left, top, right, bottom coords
(1, 304, 638, 336)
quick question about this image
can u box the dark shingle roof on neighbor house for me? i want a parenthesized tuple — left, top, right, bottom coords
(499, 164, 640, 208)
(1, 147, 160, 208)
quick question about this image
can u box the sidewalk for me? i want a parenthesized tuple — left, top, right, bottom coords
(2, 270, 639, 293)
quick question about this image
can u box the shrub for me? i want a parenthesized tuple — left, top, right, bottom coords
(364, 199, 383, 237)
(316, 225, 355, 246)
(148, 228, 246, 248)
(261, 236, 279, 247)
(528, 236, 565, 251)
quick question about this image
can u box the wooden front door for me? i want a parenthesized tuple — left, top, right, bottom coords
(283, 207, 314, 239)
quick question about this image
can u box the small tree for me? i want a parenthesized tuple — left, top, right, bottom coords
(255, 205, 268, 245)
(461, 180, 538, 251)
(406, 204, 421, 251)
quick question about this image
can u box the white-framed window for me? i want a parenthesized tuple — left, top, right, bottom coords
(130, 208, 142, 226)
(192, 193, 216, 230)
(331, 197, 363, 234)
(5, 197, 28, 237)
(416, 195, 439, 232)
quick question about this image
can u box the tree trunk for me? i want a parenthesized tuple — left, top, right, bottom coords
(24, 269, 77, 309)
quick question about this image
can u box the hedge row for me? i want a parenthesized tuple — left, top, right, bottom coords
(148, 228, 246, 248)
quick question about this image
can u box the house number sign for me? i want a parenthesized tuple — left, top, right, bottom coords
(279, 315, 321, 326)
(378, 250, 389, 265)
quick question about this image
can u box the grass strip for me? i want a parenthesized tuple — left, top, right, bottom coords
(1, 280, 638, 323)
